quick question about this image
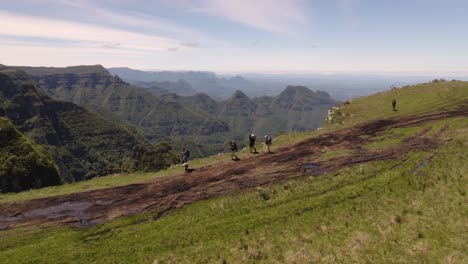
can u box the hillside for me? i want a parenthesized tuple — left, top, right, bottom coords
(0, 68, 174, 184)
(0, 117, 61, 193)
(217, 90, 258, 136)
(252, 86, 337, 135)
(168, 87, 339, 141)
(15, 65, 230, 157)
(0, 80, 466, 262)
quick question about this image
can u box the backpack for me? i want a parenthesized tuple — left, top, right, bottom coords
(231, 142, 238, 151)
(267, 137, 272, 145)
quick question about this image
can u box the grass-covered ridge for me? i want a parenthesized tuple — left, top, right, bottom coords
(0, 81, 467, 263)
(327, 80, 467, 126)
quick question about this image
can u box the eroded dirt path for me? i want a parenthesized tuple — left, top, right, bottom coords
(1, 104, 467, 231)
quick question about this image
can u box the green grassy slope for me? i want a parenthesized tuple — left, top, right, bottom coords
(0, 81, 467, 263)
(327, 80, 467, 126)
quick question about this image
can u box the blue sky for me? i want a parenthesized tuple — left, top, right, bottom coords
(0, 0, 467, 74)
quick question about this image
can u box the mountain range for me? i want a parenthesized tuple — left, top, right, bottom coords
(108, 67, 254, 99)
(161, 86, 338, 143)
(13, 65, 338, 157)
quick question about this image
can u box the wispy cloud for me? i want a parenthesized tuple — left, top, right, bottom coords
(8, 0, 226, 47)
(59, 0, 220, 46)
(101, 42, 121, 49)
(0, 11, 182, 53)
(180, 0, 307, 33)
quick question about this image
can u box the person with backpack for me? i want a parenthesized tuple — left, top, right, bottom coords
(392, 98, 397, 111)
(229, 140, 239, 160)
(248, 133, 257, 153)
(264, 135, 272, 153)
(181, 148, 190, 172)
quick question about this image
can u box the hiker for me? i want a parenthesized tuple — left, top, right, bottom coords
(229, 140, 239, 160)
(181, 148, 190, 172)
(264, 135, 272, 153)
(392, 98, 397, 111)
(248, 133, 257, 153)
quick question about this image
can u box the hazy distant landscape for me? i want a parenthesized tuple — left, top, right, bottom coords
(108, 67, 468, 101)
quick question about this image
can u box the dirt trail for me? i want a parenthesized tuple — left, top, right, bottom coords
(1, 104, 467, 231)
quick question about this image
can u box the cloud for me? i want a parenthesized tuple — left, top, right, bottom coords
(101, 42, 121, 49)
(0, 11, 182, 53)
(0, 41, 150, 68)
(181, 0, 307, 33)
(7, 0, 226, 49)
(180, 41, 200, 47)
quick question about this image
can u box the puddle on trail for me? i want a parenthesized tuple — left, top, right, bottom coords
(303, 163, 329, 176)
(1, 201, 93, 229)
(95, 200, 114, 206)
(303, 163, 320, 170)
(23, 202, 92, 218)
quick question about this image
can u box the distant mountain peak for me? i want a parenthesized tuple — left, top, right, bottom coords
(229, 75, 249, 83)
(193, 92, 212, 99)
(277, 86, 310, 99)
(231, 90, 250, 99)
(284, 85, 310, 92)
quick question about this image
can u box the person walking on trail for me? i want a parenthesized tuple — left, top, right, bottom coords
(248, 133, 257, 153)
(264, 135, 272, 154)
(392, 98, 397, 111)
(181, 148, 190, 172)
(229, 140, 239, 160)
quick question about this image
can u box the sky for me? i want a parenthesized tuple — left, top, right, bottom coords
(1, 0, 467, 74)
